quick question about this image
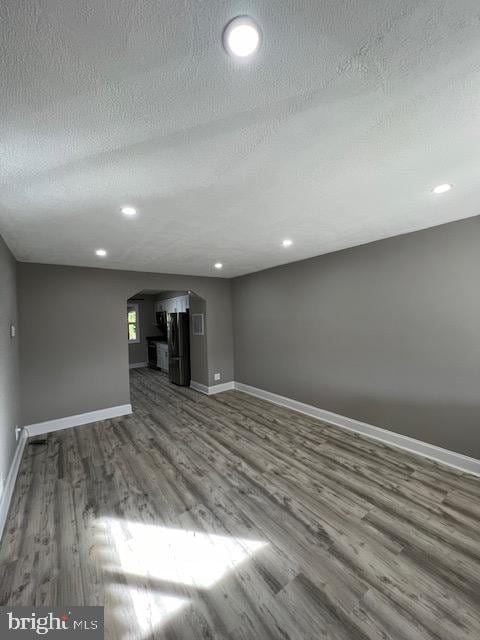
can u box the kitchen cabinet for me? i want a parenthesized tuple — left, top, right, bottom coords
(154, 295, 189, 318)
(157, 343, 169, 372)
(177, 295, 189, 312)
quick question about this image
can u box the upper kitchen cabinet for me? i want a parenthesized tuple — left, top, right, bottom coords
(154, 295, 189, 316)
(177, 295, 189, 312)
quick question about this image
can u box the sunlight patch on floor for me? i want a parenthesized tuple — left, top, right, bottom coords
(98, 517, 266, 589)
(97, 517, 267, 637)
(107, 584, 188, 639)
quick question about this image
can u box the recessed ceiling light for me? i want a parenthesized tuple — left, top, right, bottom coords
(282, 239, 293, 247)
(95, 249, 107, 257)
(214, 262, 223, 269)
(121, 206, 137, 216)
(223, 16, 261, 58)
(432, 183, 453, 194)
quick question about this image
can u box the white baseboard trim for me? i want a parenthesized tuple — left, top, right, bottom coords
(234, 382, 480, 478)
(0, 430, 28, 541)
(24, 404, 133, 437)
(129, 362, 148, 369)
(190, 380, 235, 395)
(190, 381, 209, 394)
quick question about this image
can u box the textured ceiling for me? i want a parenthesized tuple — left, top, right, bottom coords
(1, 1, 479, 277)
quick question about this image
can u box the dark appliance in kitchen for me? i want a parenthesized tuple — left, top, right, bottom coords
(155, 311, 168, 341)
(147, 338, 159, 368)
(168, 312, 190, 386)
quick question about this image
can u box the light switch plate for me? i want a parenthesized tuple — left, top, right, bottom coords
(10, 324, 16, 338)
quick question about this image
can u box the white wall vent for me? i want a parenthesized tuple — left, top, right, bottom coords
(192, 313, 205, 336)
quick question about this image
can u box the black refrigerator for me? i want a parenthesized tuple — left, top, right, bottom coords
(168, 312, 190, 386)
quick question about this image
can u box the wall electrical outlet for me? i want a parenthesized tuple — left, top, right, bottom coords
(214, 373, 221, 381)
(10, 324, 16, 338)
(15, 426, 22, 441)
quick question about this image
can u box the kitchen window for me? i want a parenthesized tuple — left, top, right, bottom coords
(127, 303, 140, 343)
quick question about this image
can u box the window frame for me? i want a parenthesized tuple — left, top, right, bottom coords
(127, 303, 140, 344)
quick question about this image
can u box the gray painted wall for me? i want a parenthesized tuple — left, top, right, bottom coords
(189, 294, 208, 385)
(0, 235, 19, 498)
(18, 264, 233, 425)
(127, 295, 157, 365)
(232, 217, 480, 459)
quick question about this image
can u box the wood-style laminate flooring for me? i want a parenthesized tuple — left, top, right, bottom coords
(1, 368, 480, 639)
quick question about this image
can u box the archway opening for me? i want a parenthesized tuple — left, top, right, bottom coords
(125, 289, 207, 394)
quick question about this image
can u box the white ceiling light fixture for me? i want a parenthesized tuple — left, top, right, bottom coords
(223, 16, 261, 59)
(282, 239, 293, 247)
(95, 249, 107, 257)
(121, 206, 137, 216)
(214, 262, 223, 269)
(432, 183, 453, 194)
